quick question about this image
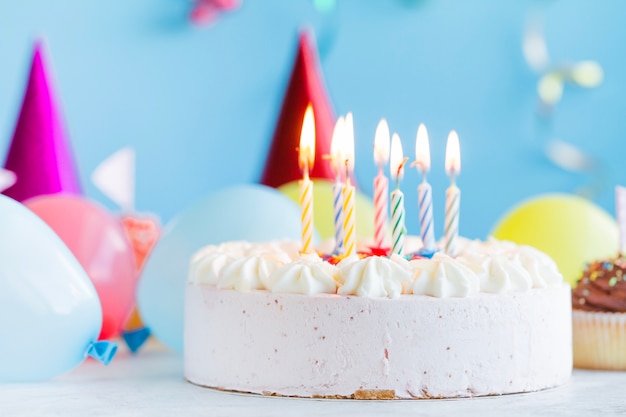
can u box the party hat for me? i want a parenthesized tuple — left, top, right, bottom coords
(2, 41, 81, 202)
(260, 30, 337, 188)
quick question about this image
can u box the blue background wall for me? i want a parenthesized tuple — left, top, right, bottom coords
(1, 0, 624, 239)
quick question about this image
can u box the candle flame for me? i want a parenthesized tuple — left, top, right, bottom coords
(445, 130, 461, 175)
(414, 123, 431, 173)
(330, 116, 345, 175)
(299, 105, 316, 171)
(374, 118, 390, 166)
(390, 133, 405, 181)
(343, 112, 355, 173)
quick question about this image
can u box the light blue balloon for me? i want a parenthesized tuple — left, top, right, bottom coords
(138, 184, 304, 352)
(0, 195, 103, 382)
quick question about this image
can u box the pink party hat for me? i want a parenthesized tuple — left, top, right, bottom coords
(2, 41, 81, 202)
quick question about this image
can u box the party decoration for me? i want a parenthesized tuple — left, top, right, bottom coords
(25, 195, 137, 340)
(492, 194, 619, 286)
(279, 179, 376, 241)
(120, 215, 160, 352)
(313, 0, 336, 13)
(138, 184, 303, 352)
(2, 41, 81, 202)
(92, 147, 135, 212)
(260, 30, 339, 189)
(0, 194, 115, 382)
(92, 147, 160, 352)
(0, 169, 16, 193)
(523, 16, 603, 112)
(190, 0, 241, 26)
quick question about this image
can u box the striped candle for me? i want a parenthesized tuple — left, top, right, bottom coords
(298, 105, 316, 254)
(342, 180, 356, 256)
(332, 178, 344, 253)
(415, 124, 435, 251)
(374, 173, 388, 248)
(444, 185, 460, 256)
(391, 188, 406, 255)
(330, 117, 346, 253)
(342, 112, 356, 257)
(444, 130, 461, 257)
(418, 181, 435, 251)
(373, 119, 390, 248)
(299, 174, 314, 253)
(389, 133, 407, 256)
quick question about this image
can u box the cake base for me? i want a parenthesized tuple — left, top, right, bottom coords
(184, 284, 572, 399)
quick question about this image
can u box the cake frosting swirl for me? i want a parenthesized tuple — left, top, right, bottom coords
(572, 255, 626, 312)
(187, 237, 564, 298)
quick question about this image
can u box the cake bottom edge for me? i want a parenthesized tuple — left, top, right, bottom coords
(185, 377, 569, 400)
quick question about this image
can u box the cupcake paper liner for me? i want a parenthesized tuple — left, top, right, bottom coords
(573, 310, 626, 370)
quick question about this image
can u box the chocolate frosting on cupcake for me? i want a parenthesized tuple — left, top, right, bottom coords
(572, 255, 626, 312)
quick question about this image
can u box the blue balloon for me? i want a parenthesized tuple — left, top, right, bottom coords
(0, 195, 107, 382)
(138, 184, 303, 352)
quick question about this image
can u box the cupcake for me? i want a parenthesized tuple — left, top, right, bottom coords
(572, 255, 626, 369)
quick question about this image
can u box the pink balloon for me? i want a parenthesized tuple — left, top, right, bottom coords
(25, 195, 136, 340)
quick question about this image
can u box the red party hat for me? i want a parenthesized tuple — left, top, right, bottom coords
(260, 30, 338, 188)
(2, 41, 81, 202)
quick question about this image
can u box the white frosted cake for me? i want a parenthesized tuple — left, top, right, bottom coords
(184, 238, 572, 399)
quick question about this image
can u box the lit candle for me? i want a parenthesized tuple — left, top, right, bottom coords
(390, 133, 408, 256)
(330, 117, 346, 254)
(414, 124, 436, 252)
(298, 105, 315, 254)
(342, 113, 357, 257)
(373, 119, 390, 249)
(444, 130, 461, 257)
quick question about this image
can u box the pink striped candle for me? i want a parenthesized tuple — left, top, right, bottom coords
(373, 119, 390, 248)
(298, 105, 316, 254)
(444, 130, 461, 257)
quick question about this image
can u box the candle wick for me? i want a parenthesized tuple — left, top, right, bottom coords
(344, 159, 350, 185)
(422, 169, 428, 184)
(304, 164, 310, 181)
(450, 170, 456, 187)
(378, 164, 384, 177)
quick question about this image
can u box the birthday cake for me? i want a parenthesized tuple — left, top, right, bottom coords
(184, 237, 572, 399)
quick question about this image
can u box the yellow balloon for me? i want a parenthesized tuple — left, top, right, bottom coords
(278, 179, 376, 240)
(491, 193, 619, 287)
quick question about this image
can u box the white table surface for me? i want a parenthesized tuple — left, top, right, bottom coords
(2, 343, 625, 417)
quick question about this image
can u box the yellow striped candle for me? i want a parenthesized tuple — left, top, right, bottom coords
(342, 113, 357, 256)
(373, 119, 390, 248)
(390, 133, 407, 256)
(298, 105, 316, 254)
(444, 130, 461, 257)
